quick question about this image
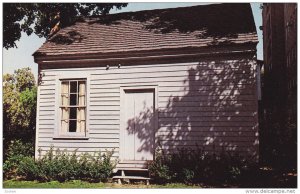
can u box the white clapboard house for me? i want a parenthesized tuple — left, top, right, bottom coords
(33, 3, 259, 178)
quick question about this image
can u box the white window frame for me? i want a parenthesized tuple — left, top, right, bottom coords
(53, 72, 90, 139)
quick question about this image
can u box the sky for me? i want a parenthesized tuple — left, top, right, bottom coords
(2, 2, 263, 78)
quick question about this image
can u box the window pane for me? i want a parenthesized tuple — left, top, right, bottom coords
(70, 94, 77, 105)
(69, 120, 76, 132)
(61, 94, 69, 106)
(78, 81, 86, 106)
(70, 81, 77, 93)
(69, 107, 77, 119)
(61, 120, 68, 133)
(61, 107, 70, 119)
(77, 120, 85, 133)
(78, 81, 85, 88)
(61, 81, 69, 93)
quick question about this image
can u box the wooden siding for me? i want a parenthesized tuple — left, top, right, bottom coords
(36, 57, 259, 160)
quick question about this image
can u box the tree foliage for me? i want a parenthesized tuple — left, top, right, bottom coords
(3, 68, 37, 144)
(3, 3, 128, 49)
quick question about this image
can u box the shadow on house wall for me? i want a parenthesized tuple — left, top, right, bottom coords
(124, 58, 259, 161)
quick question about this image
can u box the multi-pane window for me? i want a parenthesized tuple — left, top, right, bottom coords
(60, 80, 86, 135)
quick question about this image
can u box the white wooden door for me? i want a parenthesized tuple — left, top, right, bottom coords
(123, 90, 154, 161)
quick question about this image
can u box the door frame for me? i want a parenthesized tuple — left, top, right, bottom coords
(119, 85, 158, 162)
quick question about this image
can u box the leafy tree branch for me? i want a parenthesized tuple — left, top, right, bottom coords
(3, 3, 128, 49)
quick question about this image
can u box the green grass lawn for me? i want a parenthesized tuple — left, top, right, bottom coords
(3, 180, 200, 189)
(4, 167, 296, 188)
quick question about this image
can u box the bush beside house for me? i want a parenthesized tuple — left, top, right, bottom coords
(3, 141, 116, 183)
(149, 148, 259, 185)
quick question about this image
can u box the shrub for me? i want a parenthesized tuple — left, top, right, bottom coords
(148, 151, 173, 184)
(18, 156, 40, 181)
(3, 140, 34, 179)
(96, 150, 116, 182)
(180, 168, 194, 184)
(148, 147, 256, 185)
(15, 147, 116, 183)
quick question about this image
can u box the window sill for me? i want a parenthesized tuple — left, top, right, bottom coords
(53, 136, 89, 140)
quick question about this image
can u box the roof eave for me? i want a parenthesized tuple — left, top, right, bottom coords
(34, 42, 258, 64)
(34, 43, 258, 68)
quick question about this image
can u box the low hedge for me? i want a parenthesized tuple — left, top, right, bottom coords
(17, 148, 116, 182)
(149, 148, 258, 185)
(4, 140, 116, 183)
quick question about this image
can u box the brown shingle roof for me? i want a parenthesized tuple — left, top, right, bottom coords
(34, 3, 258, 57)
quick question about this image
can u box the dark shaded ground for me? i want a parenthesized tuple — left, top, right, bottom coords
(202, 167, 297, 188)
(244, 167, 297, 188)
